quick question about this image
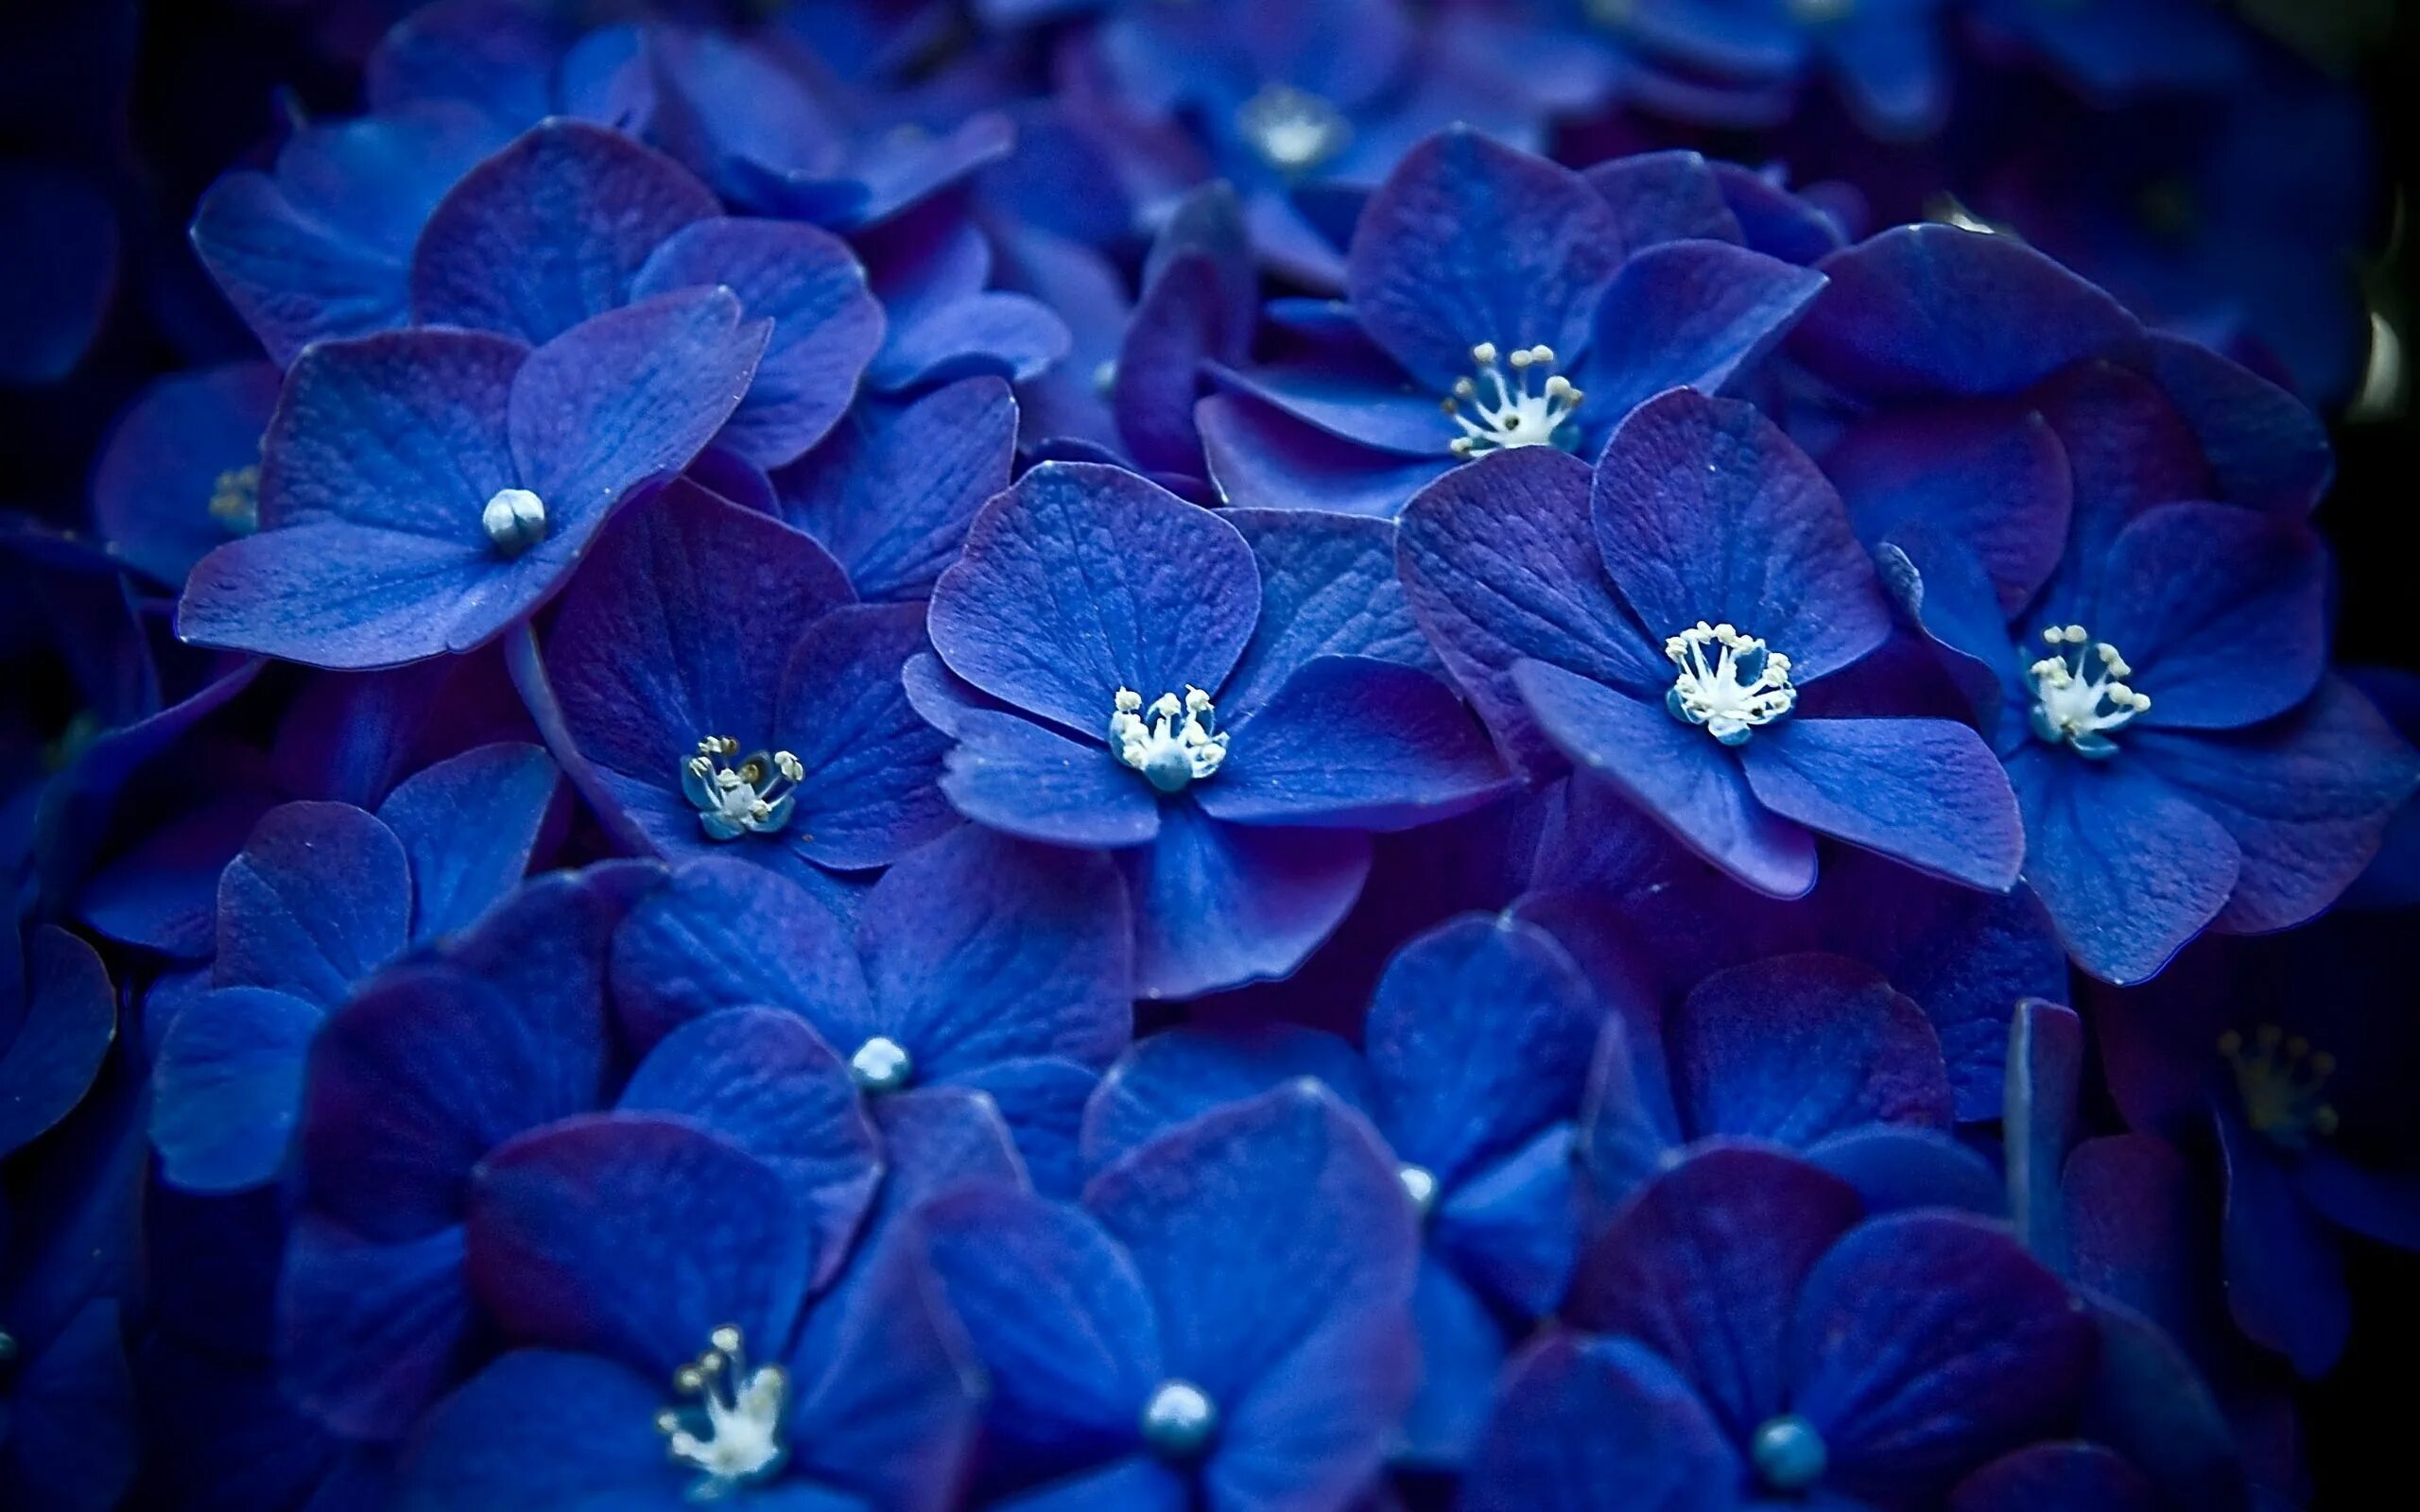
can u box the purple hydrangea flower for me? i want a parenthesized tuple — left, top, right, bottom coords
(1080, 913, 1607, 1464)
(535, 479, 954, 886)
(1201, 129, 1826, 517)
(1466, 1143, 2096, 1511)
(1400, 387, 2024, 900)
(920, 460, 1512, 997)
(177, 286, 769, 670)
(916, 1081, 1420, 1508)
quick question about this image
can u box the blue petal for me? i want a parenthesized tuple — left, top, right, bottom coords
(1824, 402, 2071, 615)
(927, 462, 1260, 738)
(2004, 999, 2085, 1268)
(2091, 503, 2325, 731)
(1363, 915, 1599, 1186)
(1198, 656, 1512, 832)
(1947, 1444, 2155, 1512)
(1345, 129, 1626, 390)
(411, 119, 718, 344)
(467, 1113, 813, 1378)
(1789, 1211, 2096, 1502)
(938, 709, 1164, 849)
(1117, 804, 1373, 999)
(773, 377, 1016, 602)
(1577, 240, 1825, 426)
(1219, 508, 1443, 717)
(0, 1300, 137, 1512)
(1399, 1256, 1509, 1468)
(212, 801, 411, 1007)
(856, 824, 1132, 1078)
(1430, 1122, 1585, 1320)
(618, 1007, 880, 1290)
(1589, 389, 1891, 682)
(1512, 660, 1817, 901)
(1081, 1022, 1376, 1175)
(1670, 954, 1953, 1147)
(1086, 1085, 1419, 1512)
(2216, 1105, 2348, 1378)
(772, 602, 958, 870)
(916, 1185, 1162, 1473)
(1582, 151, 1743, 250)
(1804, 1126, 2006, 1216)
(277, 1217, 474, 1440)
(1462, 1332, 1739, 1512)
(608, 857, 872, 1057)
(149, 987, 324, 1193)
(375, 742, 559, 940)
(2145, 332, 2331, 516)
(91, 361, 282, 585)
(1737, 715, 2026, 893)
(1791, 225, 2141, 401)
(943, 1057, 1101, 1199)
(0, 926, 115, 1158)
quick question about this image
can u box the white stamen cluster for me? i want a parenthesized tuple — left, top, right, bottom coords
(1235, 84, 1351, 174)
(208, 463, 262, 534)
(683, 736, 804, 841)
(657, 1325, 787, 1500)
(1665, 622, 1795, 745)
(2221, 1024, 2340, 1151)
(1110, 687, 1229, 794)
(2027, 625, 2150, 759)
(1444, 343, 1583, 458)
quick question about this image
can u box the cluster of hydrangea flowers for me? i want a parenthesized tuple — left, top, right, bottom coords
(4, 2, 2416, 1511)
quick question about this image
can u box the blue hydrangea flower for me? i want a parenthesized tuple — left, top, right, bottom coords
(177, 287, 768, 670)
(1465, 1143, 2097, 1511)
(916, 1081, 1420, 1509)
(608, 823, 1133, 1194)
(147, 743, 560, 1193)
(1401, 387, 2025, 901)
(1079, 913, 1605, 1464)
(919, 461, 1512, 997)
(1201, 129, 1826, 517)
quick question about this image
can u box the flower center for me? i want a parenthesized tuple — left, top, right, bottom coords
(1443, 343, 1583, 458)
(1751, 1415, 1827, 1492)
(1397, 1164, 1439, 1217)
(1141, 1380, 1219, 1459)
(1665, 622, 1795, 745)
(208, 463, 261, 535)
(656, 1325, 787, 1497)
(481, 487, 548, 557)
(1234, 84, 1351, 175)
(848, 1036, 913, 1094)
(2221, 1024, 2339, 1150)
(1110, 688, 1229, 794)
(2027, 625, 2150, 759)
(683, 736, 804, 841)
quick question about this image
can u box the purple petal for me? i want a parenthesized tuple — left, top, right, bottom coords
(1948, 1444, 2155, 1512)
(938, 708, 1164, 849)
(1198, 392, 1455, 518)
(1462, 1332, 1739, 1512)
(277, 1217, 473, 1440)
(1513, 660, 1818, 900)
(1080, 1022, 1376, 1176)
(1119, 804, 1373, 999)
(1790, 1211, 2096, 1500)
(1346, 129, 1625, 390)
(1737, 716, 2025, 892)
(92, 361, 282, 585)
(0, 927, 116, 1157)
(411, 119, 718, 344)
(2146, 332, 2331, 516)
(374, 742, 559, 939)
(1792, 225, 2141, 401)
(1804, 1126, 2007, 1215)
(2217, 1104, 2348, 1378)
(631, 216, 886, 468)
(1564, 1143, 1862, 1436)
(1589, 389, 1890, 681)
(1219, 508, 1442, 715)
(1582, 151, 1744, 249)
